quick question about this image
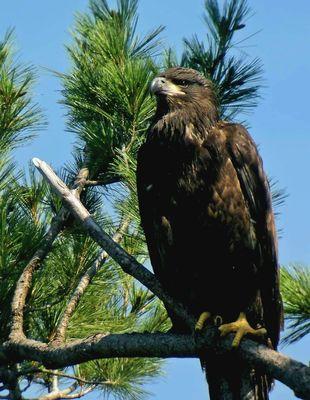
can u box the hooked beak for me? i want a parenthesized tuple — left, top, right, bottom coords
(150, 77, 185, 96)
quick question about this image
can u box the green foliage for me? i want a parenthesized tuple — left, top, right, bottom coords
(0, 32, 44, 342)
(0, 190, 45, 341)
(60, 0, 162, 179)
(25, 223, 169, 397)
(281, 265, 310, 345)
(0, 30, 43, 195)
(0, 30, 44, 150)
(76, 357, 163, 400)
(180, 0, 263, 119)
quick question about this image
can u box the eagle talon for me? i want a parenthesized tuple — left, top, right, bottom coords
(213, 315, 223, 327)
(218, 312, 267, 347)
(195, 311, 211, 331)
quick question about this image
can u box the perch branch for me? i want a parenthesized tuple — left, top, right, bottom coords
(0, 331, 309, 399)
(32, 158, 195, 329)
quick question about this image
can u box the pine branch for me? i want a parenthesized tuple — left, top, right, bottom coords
(9, 164, 91, 341)
(281, 265, 310, 345)
(51, 216, 131, 345)
(9, 208, 67, 340)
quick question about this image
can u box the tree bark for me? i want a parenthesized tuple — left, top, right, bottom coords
(1, 330, 310, 399)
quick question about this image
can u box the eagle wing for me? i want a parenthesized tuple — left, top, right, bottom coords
(136, 142, 167, 282)
(224, 123, 283, 348)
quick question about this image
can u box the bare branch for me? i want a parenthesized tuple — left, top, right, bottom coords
(51, 372, 58, 393)
(58, 385, 96, 399)
(20, 381, 31, 394)
(37, 382, 79, 400)
(84, 176, 121, 187)
(9, 164, 90, 341)
(51, 217, 131, 344)
(9, 208, 67, 340)
(30, 382, 96, 400)
(21, 368, 105, 387)
(32, 158, 195, 329)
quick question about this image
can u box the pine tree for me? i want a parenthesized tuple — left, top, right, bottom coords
(280, 265, 310, 345)
(0, 1, 309, 400)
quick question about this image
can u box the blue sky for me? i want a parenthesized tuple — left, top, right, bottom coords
(1, 1, 309, 399)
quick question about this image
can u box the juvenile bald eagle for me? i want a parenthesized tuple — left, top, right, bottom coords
(136, 67, 283, 399)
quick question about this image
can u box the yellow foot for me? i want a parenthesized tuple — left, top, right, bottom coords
(195, 311, 211, 331)
(218, 312, 267, 347)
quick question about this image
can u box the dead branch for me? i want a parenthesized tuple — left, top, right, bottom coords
(84, 176, 121, 186)
(32, 158, 195, 329)
(20, 368, 105, 387)
(9, 164, 90, 341)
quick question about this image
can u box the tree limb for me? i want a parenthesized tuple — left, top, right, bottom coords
(20, 368, 106, 387)
(0, 330, 309, 399)
(9, 164, 90, 341)
(84, 176, 121, 187)
(32, 158, 195, 329)
(51, 216, 131, 345)
(58, 385, 95, 399)
(9, 209, 66, 340)
(37, 382, 79, 400)
(38, 385, 96, 400)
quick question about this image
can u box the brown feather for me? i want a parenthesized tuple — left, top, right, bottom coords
(136, 67, 283, 399)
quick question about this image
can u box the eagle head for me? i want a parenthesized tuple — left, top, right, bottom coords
(151, 67, 218, 123)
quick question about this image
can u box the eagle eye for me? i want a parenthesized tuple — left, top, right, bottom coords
(173, 79, 189, 88)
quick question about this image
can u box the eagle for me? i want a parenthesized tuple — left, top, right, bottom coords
(136, 67, 283, 399)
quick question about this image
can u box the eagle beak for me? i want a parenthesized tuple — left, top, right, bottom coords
(150, 77, 168, 95)
(150, 77, 185, 96)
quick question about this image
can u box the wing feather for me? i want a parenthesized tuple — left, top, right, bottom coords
(225, 123, 283, 348)
(136, 143, 167, 282)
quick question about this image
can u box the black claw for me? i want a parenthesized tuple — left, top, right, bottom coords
(214, 315, 223, 326)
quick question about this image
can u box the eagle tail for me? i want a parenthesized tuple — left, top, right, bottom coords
(202, 356, 271, 400)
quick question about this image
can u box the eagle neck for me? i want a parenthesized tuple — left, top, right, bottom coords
(150, 105, 216, 143)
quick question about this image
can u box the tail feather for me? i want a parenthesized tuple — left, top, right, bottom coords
(202, 355, 271, 400)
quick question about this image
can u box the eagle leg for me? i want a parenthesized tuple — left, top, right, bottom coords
(218, 312, 267, 347)
(195, 311, 212, 331)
